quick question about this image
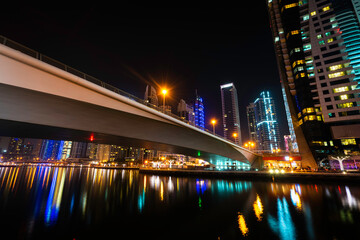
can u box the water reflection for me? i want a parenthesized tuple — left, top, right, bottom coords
(268, 197, 296, 240)
(237, 212, 249, 236)
(0, 166, 359, 239)
(253, 194, 263, 221)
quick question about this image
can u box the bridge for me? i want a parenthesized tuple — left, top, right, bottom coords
(0, 36, 262, 169)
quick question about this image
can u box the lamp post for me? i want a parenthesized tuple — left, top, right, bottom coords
(161, 89, 168, 112)
(244, 141, 255, 150)
(233, 132, 238, 144)
(211, 119, 216, 134)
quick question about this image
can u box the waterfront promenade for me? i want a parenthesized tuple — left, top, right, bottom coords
(139, 167, 360, 183)
(1, 162, 360, 183)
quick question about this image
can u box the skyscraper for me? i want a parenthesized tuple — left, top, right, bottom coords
(194, 94, 205, 129)
(220, 83, 242, 145)
(267, 0, 360, 168)
(246, 103, 258, 145)
(248, 91, 281, 152)
(144, 85, 159, 107)
(177, 99, 195, 125)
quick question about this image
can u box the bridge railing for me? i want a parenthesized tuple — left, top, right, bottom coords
(0, 35, 232, 142)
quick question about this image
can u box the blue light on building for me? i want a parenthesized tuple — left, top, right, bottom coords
(252, 91, 281, 152)
(194, 95, 205, 129)
(40, 140, 62, 160)
(335, 1, 360, 86)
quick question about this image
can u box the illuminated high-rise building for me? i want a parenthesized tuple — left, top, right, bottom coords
(194, 94, 205, 129)
(246, 103, 258, 145)
(250, 91, 281, 151)
(267, 0, 360, 168)
(39, 139, 62, 160)
(144, 85, 158, 107)
(220, 83, 242, 145)
(177, 99, 195, 125)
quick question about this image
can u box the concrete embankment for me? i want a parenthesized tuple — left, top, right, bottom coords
(139, 168, 360, 183)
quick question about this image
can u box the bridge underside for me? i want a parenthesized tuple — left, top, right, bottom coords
(0, 83, 258, 166)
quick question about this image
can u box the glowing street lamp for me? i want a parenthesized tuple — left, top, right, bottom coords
(211, 119, 217, 134)
(161, 89, 168, 112)
(233, 132, 238, 143)
(244, 141, 255, 150)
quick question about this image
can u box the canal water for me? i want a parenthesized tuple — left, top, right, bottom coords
(0, 166, 359, 240)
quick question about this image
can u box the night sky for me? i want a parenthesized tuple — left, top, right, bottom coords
(1, 4, 289, 143)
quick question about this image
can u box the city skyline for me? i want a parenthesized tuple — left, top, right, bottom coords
(1, 3, 360, 239)
(0, 5, 289, 141)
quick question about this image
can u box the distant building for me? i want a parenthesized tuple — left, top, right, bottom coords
(220, 83, 242, 145)
(70, 142, 88, 158)
(251, 91, 281, 152)
(0, 137, 10, 155)
(163, 105, 172, 115)
(58, 141, 72, 160)
(96, 144, 111, 161)
(284, 135, 294, 152)
(194, 94, 205, 129)
(39, 139, 62, 160)
(177, 99, 195, 125)
(144, 85, 159, 107)
(246, 102, 258, 146)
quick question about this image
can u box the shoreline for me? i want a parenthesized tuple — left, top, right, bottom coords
(2, 164, 360, 183)
(139, 168, 360, 183)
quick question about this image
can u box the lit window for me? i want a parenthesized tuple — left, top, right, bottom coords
(328, 71, 345, 78)
(319, 40, 325, 45)
(341, 138, 356, 145)
(340, 94, 348, 100)
(303, 44, 311, 51)
(306, 107, 315, 113)
(328, 64, 343, 71)
(317, 34, 322, 39)
(291, 30, 299, 35)
(337, 102, 354, 109)
(292, 59, 305, 68)
(311, 11, 317, 16)
(323, 6, 330, 12)
(333, 86, 349, 93)
(303, 14, 309, 21)
(308, 115, 316, 121)
(285, 3, 298, 9)
(317, 115, 322, 121)
(327, 38, 334, 43)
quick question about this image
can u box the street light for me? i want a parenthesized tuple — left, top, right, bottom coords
(244, 141, 255, 150)
(211, 119, 216, 134)
(233, 132, 238, 143)
(161, 89, 168, 112)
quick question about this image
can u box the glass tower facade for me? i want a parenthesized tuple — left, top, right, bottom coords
(220, 83, 242, 145)
(267, 0, 360, 168)
(194, 95, 205, 130)
(252, 91, 281, 151)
